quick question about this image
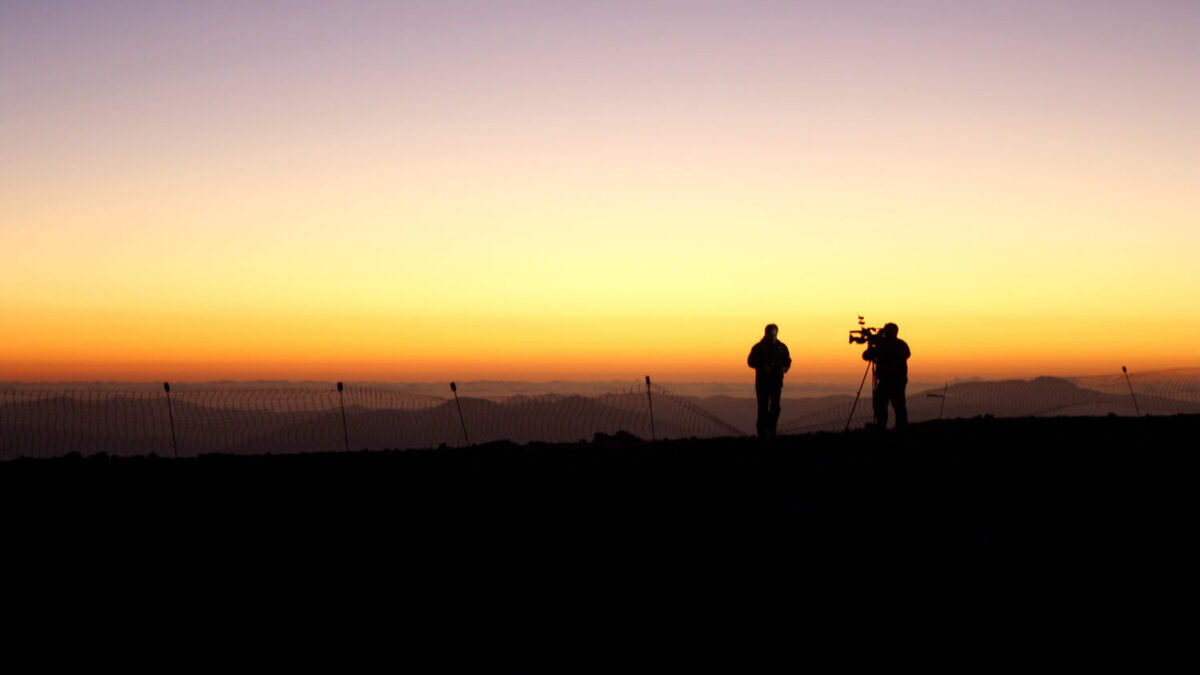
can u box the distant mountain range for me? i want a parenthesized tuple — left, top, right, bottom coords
(2, 371, 1197, 458)
(767, 375, 1200, 434)
(0, 388, 739, 458)
(4, 368, 1197, 399)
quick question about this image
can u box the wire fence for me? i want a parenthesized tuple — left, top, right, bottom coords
(2, 372, 1197, 460)
(777, 373, 1200, 435)
(0, 381, 744, 460)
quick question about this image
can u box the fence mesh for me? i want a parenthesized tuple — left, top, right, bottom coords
(0, 382, 745, 459)
(777, 372, 1200, 434)
(2, 371, 1197, 460)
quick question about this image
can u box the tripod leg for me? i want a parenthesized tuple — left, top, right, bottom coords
(845, 360, 873, 432)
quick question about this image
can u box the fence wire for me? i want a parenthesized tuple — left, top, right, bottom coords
(0, 383, 746, 459)
(2, 373, 1198, 460)
(777, 374, 1200, 435)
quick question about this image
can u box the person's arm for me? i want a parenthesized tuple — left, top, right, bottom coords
(781, 345, 792, 374)
(748, 345, 759, 369)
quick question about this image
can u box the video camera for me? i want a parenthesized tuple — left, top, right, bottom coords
(848, 316, 882, 346)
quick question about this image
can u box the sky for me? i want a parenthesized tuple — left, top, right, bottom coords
(2, 0, 1197, 384)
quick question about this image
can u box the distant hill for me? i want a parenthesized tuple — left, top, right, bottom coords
(687, 374, 1200, 434)
(1070, 367, 1200, 404)
(0, 388, 741, 459)
(4, 372, 1199, 459)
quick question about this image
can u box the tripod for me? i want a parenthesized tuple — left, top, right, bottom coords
(845, 358, 875, 432)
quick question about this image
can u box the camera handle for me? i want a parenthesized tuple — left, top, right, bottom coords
(845, 358, 875, 432)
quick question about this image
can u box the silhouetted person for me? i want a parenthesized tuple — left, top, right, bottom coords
(863, 322, 910, 430)
(748, 323, 791, 437)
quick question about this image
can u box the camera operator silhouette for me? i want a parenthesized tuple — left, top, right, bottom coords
(747, 323, 791, 437)
(862, 322, 911, 430)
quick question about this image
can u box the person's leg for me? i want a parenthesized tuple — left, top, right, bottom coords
(872, 387, 888, 429)
(892, 382, 908, 428)
(755, 381, 770, 437)
(768, 385, 783, 437)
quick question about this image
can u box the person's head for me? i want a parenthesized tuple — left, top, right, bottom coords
(764, 324, 779, 342)
(882, 322, 899, 338)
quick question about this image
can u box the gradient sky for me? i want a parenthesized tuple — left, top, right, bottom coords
(2, 0, 1197, 383)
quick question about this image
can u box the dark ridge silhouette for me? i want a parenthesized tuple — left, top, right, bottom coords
(2, 415, 1194, 565)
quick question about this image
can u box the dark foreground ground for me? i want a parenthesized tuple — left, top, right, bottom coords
(4, 414, 1194, 566)
(5, 416, 1191, 647)
(4, 417, 1186, 655)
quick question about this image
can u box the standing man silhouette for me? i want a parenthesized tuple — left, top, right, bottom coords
(748, 323, 791, 438)
(862, 322, 911, 430)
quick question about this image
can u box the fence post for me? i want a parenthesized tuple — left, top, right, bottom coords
(645, 375, 656, 441)
(337, 382, 350, 451)
(163, 382, 178, 459)
(1122, 366, 1141, 416)
(451, 382, 470, 446)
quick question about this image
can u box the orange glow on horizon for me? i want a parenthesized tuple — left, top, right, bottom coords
(3, 3, 1197, 384)
(3, 305, 1193, 385)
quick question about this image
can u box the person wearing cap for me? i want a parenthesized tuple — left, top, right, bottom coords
(747, 323, 791, 438)
(862, 322, 911, 429)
